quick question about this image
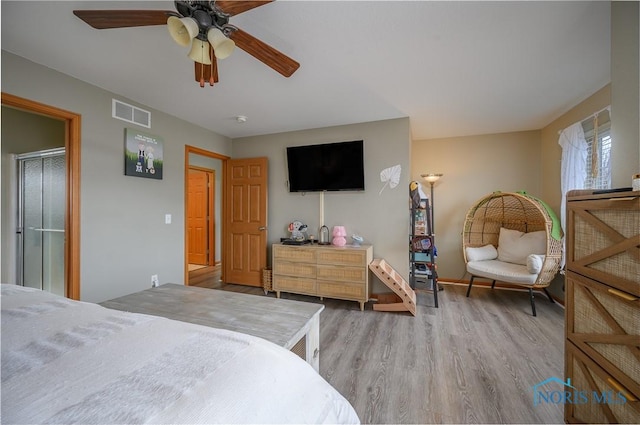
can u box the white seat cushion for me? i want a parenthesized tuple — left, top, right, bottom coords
(467, 260, 538, 286)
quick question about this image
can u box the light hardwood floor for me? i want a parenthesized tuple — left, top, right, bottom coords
(192, 278, 565, 424)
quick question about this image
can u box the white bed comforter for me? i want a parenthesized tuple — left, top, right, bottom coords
(1, 284, 359, 424)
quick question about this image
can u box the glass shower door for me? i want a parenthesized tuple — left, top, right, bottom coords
(18, 149, 66, 296)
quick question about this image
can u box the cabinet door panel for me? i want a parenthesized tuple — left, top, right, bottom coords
(567, 195, 639, 297)
(565, 342, 640, 424)
(566, 271, 640, 399)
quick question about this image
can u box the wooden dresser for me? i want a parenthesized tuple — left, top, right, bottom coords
(272, 243, 373, 310)
(565, 189, 639, 423)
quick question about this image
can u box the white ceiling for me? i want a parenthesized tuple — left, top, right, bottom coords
(1, 1, 611, 140)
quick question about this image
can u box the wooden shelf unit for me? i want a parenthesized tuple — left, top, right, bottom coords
(272, 243, 373, 311)
(564, 189, 640, 423)
(410, 196, 438, 307)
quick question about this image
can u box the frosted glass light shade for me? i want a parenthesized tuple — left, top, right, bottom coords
(421, 173, 443, 184)
(167, 16, 198, 47)
(188, 39, 212, 65)
(207, 27, 235, 59)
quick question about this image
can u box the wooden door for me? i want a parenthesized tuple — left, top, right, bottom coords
(188, 168, 210, 265)
(224, 157, 268, 287)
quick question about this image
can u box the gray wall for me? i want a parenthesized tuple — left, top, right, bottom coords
(1, 52, 232, 302)
(233, 118, 412, 294)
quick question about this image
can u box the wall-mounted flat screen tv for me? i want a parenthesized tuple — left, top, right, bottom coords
(286, 140, 365, 192)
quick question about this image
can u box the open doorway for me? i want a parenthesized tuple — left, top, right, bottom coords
(1, 93, 81, 300)
(184, 145, 227, 287)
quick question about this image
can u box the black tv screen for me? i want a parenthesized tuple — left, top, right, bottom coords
(286, 140, 365, 192)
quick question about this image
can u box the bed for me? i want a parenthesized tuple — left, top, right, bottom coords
(0, 284, 359, 424)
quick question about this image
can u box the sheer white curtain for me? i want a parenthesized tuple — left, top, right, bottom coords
(558, 121, 588, 268)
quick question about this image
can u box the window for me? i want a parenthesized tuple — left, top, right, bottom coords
(581, 109, 611, 190)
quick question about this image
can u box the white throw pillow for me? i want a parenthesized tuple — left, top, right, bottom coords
(465, 244, 498, 262)
(497, 228, 546, 265)
(526, 254, 545, 274)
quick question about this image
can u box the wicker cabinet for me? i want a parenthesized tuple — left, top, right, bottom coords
(272, 244, 373, 310)
(565, 190, 640, 423)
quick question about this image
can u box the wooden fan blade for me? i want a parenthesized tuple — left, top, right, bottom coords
(73, 10, 176, 29)
(216, 1, 273, 16)
(230, 28, 299, 77)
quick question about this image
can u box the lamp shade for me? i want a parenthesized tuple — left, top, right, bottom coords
(167, 16, 199, 47)
(332, 226, 347, 237)
(188, 38, 212, 65)
(207, 27, 235, 59)
(421, 173, 443, 184)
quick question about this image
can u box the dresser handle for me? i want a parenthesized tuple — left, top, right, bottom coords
(607, 378, 638, 402)
(607, 288, 638, 301)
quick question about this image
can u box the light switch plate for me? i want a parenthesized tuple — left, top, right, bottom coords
(165, 214, 171, 224)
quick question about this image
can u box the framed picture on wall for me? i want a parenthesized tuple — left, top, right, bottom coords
(124, 128, 164, 180)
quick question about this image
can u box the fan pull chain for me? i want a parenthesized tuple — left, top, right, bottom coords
(209, 44, 215, 86)
(199, 61, 205, 88)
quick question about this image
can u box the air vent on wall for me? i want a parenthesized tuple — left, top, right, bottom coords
(112, 99, 150, 128)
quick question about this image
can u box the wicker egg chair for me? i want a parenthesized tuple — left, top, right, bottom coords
(462, 191, 563, 316)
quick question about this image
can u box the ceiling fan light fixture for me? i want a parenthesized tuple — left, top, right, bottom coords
(207, 27, 235, 59)
(188, 38, 212, 65)
(167, 16, 199, 47)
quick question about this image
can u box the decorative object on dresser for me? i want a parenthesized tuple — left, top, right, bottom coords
(288, 219, 308, 241)
(462, 191, 563, 316)
(564, 189, 639, 424)
(332, 226, 347, 246)
(351, 234, 364, 246)
(272, 243, 373, 311)
(318, 225, 330, 245)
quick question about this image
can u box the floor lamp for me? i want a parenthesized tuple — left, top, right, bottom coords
(421, 173, 443, 290)
(420, 174, 443, 236)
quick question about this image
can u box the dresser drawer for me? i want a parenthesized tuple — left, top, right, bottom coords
(566, 271, 640, 398)
(567, 194, 639, 297)
(318, 281, 365, 300)
(273, 261, 316, 278)
(565, 341, 640, 424)
(273, 276, 316, 295)
(317, 265, 367, 283)
(317, 249, 367, 267)
(273, 245, 317, 263)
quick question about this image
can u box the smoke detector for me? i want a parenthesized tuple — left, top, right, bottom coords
(236, 115, 247, 123)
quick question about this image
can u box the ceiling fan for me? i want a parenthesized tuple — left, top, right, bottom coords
(73, 1, 300, 87)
